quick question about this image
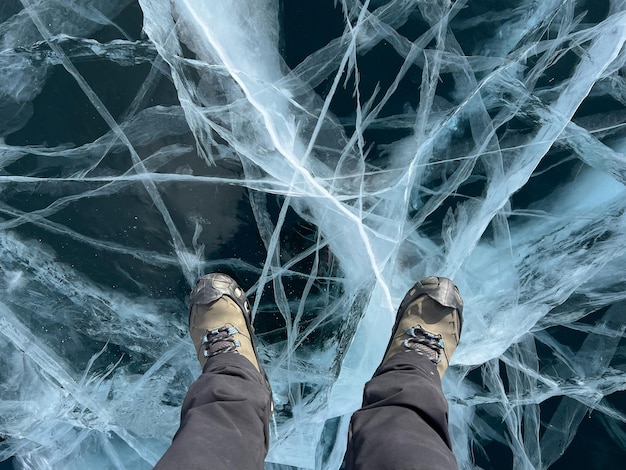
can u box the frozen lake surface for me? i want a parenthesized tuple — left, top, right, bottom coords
(1, 1, 625, 468)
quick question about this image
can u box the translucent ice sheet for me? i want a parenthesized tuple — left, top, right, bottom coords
(1, 1, 625, 469)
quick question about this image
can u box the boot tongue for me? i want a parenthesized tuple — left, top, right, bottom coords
(405, 341, 439, 362)
(202, 326, 240, 357)
(404, 325, 444, 364)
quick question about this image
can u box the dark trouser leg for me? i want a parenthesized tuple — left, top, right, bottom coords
(154, 353, 272, 470)
(344, 352, 457, 470)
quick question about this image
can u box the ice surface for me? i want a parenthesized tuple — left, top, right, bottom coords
(1, 0, 626, 469)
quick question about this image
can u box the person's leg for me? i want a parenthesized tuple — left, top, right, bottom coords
(344, 277, 463, 470)
(154, 273, 272, 470)
(154, 354, 271, 470)
(344, 353, 456, 470)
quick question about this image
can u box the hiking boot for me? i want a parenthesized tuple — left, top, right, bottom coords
(382, 276, 463, 378)
(189, 273, 264, 374)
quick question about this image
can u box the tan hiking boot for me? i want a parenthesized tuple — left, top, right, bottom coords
(382, 276, 464, 378)
(189, 273, 263, 373)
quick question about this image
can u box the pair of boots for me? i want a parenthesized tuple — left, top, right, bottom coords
(189, 273, 463, 391)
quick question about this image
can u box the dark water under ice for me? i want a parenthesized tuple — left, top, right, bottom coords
(1, 1, 625, 469)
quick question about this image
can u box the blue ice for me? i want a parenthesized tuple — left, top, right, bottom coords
(1, 0, 626, 469)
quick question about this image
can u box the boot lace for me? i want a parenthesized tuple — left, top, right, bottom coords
(201, 325, 240, 358)
(403, 325, 444, 364)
